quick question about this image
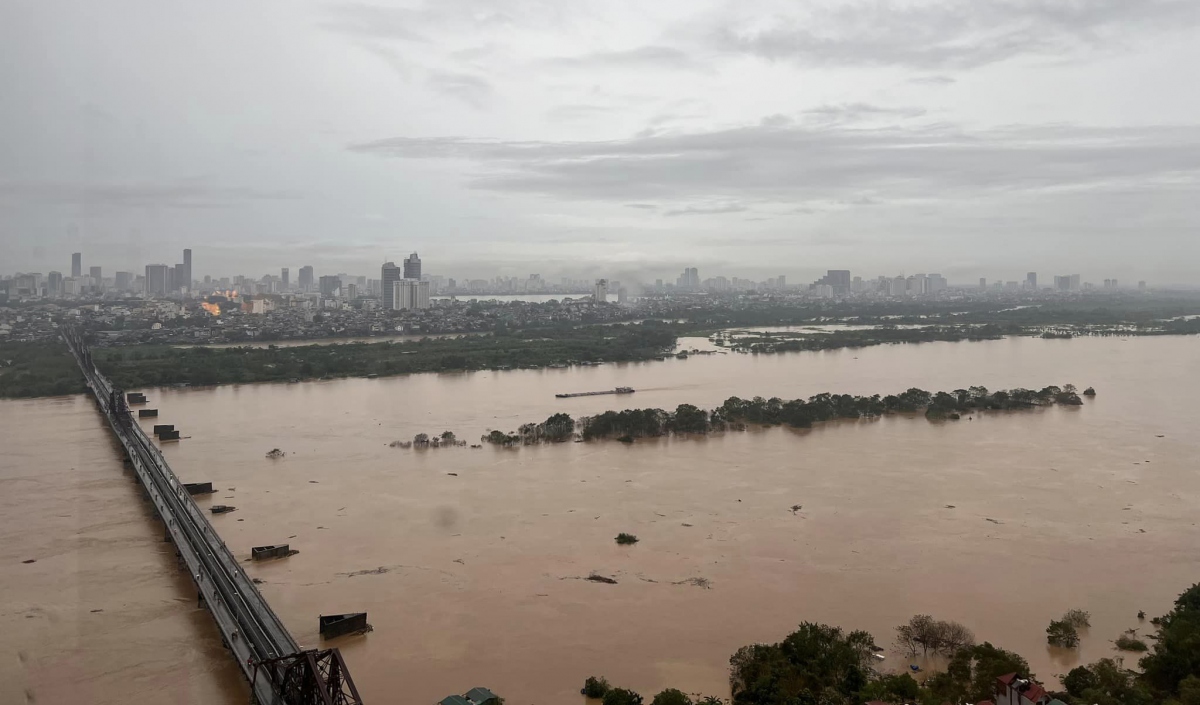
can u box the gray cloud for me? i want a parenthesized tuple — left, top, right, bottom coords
(909, 75, 957, 86)
(0, 181, 300, 210)
(709, 0, 1200, 69)
(321, 3, 429, 43)
(427, 70, 494, 108)
(546, 104, 617, 122)
(543, 46, 708, 72)
(664, 202, 748, 217)
(348, 121, 1200, 208)
(802, 103, 927, 123)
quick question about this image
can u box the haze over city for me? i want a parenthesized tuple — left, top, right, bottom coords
(3, 0, 1200, 284)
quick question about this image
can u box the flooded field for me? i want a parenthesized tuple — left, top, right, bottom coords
(4, 334, 1199, 703)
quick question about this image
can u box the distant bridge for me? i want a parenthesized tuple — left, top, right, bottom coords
(62, 327, 363, 705)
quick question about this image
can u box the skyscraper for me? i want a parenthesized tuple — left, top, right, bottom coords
(403, 252, 421, 280)
(381, 261, 402, 310)
(145, 264, 170, 296)
(319, 275, 342, 296)
(180, 249, 192, 292)
(281, 268, 289, 290)
(298, 265, 314, 292)
(71, 252, 82, 278)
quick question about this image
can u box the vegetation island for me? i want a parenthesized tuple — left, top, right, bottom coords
(479, 384, 1088, 446)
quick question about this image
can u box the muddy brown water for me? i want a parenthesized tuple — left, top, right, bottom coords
(3, 335, 1198, 703)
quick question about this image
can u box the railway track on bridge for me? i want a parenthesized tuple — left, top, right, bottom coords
(62, 327, 363, 705)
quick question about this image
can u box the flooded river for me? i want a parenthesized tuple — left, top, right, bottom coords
(3, 334, 1199, 703)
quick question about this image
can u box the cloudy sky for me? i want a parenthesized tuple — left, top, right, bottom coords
(2, 0, 1199, 285)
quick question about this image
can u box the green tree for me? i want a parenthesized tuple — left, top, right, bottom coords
(603, 688, 644, 705)
(651, 689, 692, 705)
(1064, 666, 1099, 697)
(670, 404, 710, 434)
(924, 642, 1031, 704)
(729, 623, 876, 705)
(583, 677, 611, 699)
(1047, 619, 1080, 648)
(1141, 583, 1200, 697)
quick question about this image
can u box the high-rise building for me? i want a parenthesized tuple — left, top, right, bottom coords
(403, 252, 421, 280)
(319, 275, 342, 297)
(393, 279, 430, 310)
(593, 278, 609, 302)
(381, 261, 403, 310)
(71, 253, 82, 278)
(180, 249, 192, 292)
(145, 264, 170, 296)
(115, 271, 133, 291)
(47, 271, 63, 296)
(281, 268, 289, 290)
(298, 265, 314, 292)
(813, 270, 852, 296)
(1026, 272, 1037, 289)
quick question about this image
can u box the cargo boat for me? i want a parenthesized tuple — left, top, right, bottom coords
(556, 387, 635, 399)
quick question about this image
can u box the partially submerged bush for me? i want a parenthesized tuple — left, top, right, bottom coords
(1115, 634, 1148, 652)
(1047, 619, 1080, 648)
(1062, 609, 1091, 629)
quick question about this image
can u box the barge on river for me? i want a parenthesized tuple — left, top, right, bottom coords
(556, 387, 635, 399)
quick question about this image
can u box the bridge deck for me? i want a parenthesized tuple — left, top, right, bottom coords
(63, 329, 362, 705)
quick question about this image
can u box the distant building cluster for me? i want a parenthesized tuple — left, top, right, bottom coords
(0, 247, 1153, 310)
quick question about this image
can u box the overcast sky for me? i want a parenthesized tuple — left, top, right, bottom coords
(2, 0, 1199, 285)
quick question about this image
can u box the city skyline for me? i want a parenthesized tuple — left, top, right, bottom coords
(0, 245, 1165, 295)
(2, 2, 1199, 283)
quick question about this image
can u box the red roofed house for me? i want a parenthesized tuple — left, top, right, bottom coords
(993, 673, 1052, 705)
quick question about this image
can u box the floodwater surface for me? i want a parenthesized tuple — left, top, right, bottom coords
(0, 396, 246, 704)
(3, 335, 1198, 703)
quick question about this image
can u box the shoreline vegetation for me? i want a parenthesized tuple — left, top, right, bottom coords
(2, 302, 1197, 398)
(582, 581, 1200, 705)
(480, 385, 1088, 446)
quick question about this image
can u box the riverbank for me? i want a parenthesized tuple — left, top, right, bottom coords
(2, 315, 1197, 399)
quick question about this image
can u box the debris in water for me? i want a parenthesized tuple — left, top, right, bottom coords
(342, 566, 393, 578)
